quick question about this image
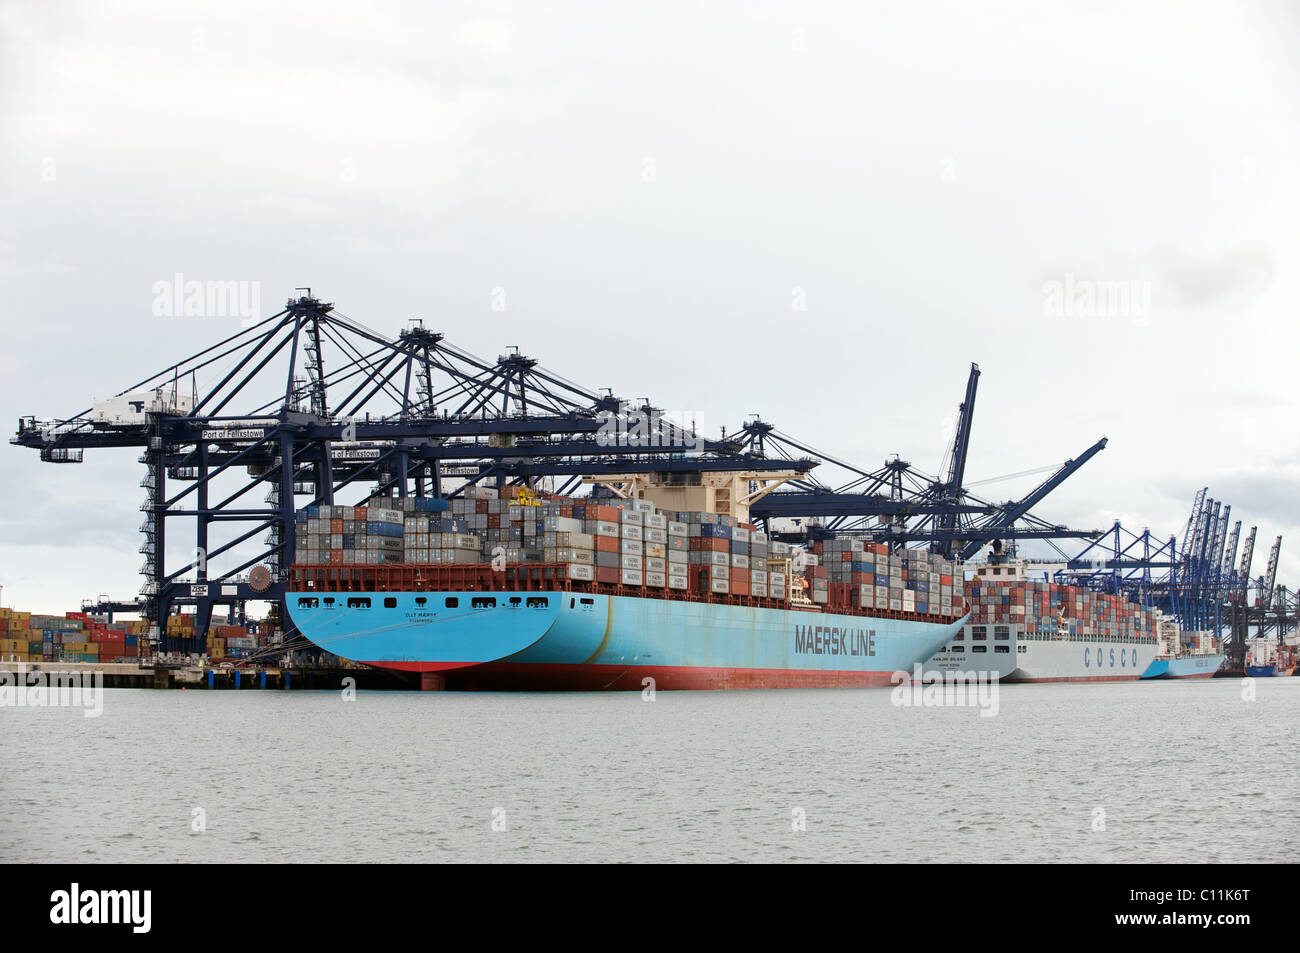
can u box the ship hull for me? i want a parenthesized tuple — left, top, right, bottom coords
(285, 589, 968, 690)
(1140, 654, 1225, 679)
(1246, 664, 1277, 678)
(925, 623, 1158, 683)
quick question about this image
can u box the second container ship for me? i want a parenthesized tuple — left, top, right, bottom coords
(924, 553, 1162, 682)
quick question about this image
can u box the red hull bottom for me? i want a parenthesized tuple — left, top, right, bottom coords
(364, 660, 905, 691)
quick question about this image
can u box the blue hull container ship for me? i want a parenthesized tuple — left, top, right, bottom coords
(287, 567, 968, 691)
(285, 492, 969, 691)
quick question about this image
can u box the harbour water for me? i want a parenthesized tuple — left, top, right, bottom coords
(3, 678, 1296, 863)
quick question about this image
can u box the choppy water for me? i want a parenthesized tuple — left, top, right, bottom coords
(2, 678, 1296, 862)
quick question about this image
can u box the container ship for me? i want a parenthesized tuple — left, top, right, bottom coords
(1139, 616, 1224, 679)
(1244, 638, 1296, 677)
(924, 554, 1159, 682)
(285, 488, 969, 690)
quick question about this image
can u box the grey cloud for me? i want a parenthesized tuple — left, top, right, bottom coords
(0, 486, 138, 551)
(1156, 242, 1274, 309)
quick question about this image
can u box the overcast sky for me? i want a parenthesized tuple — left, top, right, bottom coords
(2, 1, 1298, 613)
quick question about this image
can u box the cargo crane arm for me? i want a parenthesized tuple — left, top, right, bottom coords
(1222, 520, 1242, 580)
(933, 363, 980, 554)
(956, 436, 1108, 561)
(1261, 536, 1282, 609)
(1238, 526, 1258, 595)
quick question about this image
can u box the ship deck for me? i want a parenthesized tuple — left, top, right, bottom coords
(288, 562, 965, 626)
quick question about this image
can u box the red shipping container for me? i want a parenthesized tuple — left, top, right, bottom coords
(690, 537, 729, 553)
(595, 566, 619, 585)
(595, 536, 619, 553)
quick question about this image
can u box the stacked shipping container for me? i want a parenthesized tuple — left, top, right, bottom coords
(291, 488, 965, 619)
(0, 608, 148, 663)
(811, 539, 966, 618)
(968, 576, 1157, 639)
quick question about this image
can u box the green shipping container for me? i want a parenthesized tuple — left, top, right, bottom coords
(28, 641, 43, 654)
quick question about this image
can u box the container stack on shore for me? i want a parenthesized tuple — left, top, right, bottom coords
(0, 609, 147, 663)
(166, 615, 270, 660)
